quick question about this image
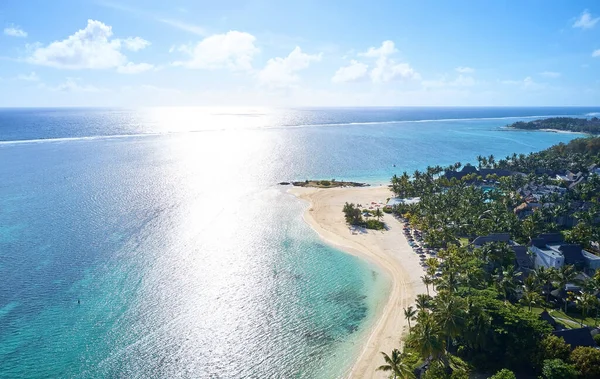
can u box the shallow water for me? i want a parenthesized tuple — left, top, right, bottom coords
(0, 107, 595, 378)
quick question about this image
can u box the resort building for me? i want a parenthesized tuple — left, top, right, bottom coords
(553, 328, 597, 350)
(472, 233, 511, 248)
(472, 233, 533, 270)
(529, 233, 600, 274)
(582, 250, 600, 274)
(443, 165, 522, 181)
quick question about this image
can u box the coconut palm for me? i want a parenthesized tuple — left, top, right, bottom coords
(377, 349, 415, 379)
(375, 207, 383, 221)
(576, 293, 598, 327)
(494, 265, 519, 302)
(521, 288, 541, 311)
(408, 312, 446, 363)
(436, 270, 459, 294)
(556, 265, 577, 312)
(422, 275, 434, 296)
(403, 306, 417, 333)
(433, 293, 466, 351)
(464, 299, 491, 350)
(415, 294, 432, 312)
(535, 266, 556, 303)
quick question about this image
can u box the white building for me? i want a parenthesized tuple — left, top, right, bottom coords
(530, 244, 565, 269)
(582, 250, 600, 274)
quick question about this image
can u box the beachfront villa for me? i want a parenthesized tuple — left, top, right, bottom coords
(529, 233, 600, 274)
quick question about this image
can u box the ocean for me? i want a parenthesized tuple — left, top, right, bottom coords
(0, 107, 596, 378)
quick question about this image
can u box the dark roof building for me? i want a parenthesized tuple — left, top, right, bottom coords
(513, 246, 533, 269)
(443, 165, 521, 181)
(472, 233, 511, 247)
(531, 233, 564, 248)
(560, 244, 586, 267)
(553, 328, 597, 349)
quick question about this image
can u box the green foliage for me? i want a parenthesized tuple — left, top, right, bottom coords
(376, 349, 415, 379)
(541, 359, 578, 379)
(342, 202, 363, 225)
(537, 335, 571, 362)
(380, 137, 600, 379)
(570, 346, 600, 379)
(457, 294, 552, 371)
(508, 117, 600, 134)
(365, 219, 385, 230)
(593, 333, 600, 346)
(422, 362, 449, 379)
(487, 368, 515, 379)
(319, 180, 331, 186)
(383, 207, 392, 214)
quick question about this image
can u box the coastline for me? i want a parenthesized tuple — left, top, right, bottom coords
(289, 186, 426, 379)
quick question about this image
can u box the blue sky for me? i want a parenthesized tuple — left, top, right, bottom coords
(0, 0, 599, 106)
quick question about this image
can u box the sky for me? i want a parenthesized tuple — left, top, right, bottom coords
(0, 0, 599, 107)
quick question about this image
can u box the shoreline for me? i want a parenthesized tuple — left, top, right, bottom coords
(289, 186, 426, 379)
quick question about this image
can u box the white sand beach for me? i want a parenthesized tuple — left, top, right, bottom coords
(289, 185, 427, 379)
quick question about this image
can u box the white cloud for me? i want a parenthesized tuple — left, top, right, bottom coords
(539, 71, 560, 78)
(122, 37, 150, 51)
(573, 10, 599, 29)
(359, 40, 420, 83)
(4, 26, 27, 37)
(370, 61, 419, 83)
(16, 72, 39, 81)
(117, 62, 154, 74)
(501, 76, 543, 90)
(43, 78, 101, 92)
(172, 31, 258, 71)
(27, 20, 150, 71)
(455, 66, 474, 73)
(258, 46, 321, 88)
(593, 49, 600, 57)
(360, 40, 397, 58)
(331, 60, 368, 83)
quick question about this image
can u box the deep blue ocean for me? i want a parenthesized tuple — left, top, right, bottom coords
(0, 107, 597, 378)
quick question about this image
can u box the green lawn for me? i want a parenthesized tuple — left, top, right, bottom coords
(521, 305, 600, 329)
(548, 309, 599, 328)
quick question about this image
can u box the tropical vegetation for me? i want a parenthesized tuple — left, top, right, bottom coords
(378, 137, 600, 378)
(507, 117, 600, 134)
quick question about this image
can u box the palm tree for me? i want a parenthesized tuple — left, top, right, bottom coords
(535, 266, 556, 303)
(416, 294, 432, 312)
(434, 293, 466, 352)
(422, 275, 433, 296)
(377, 349, 415, 379)
(476, 155, 483, 169)
(407, 312, 446, 363)
(375, 207, 383, 221)
(521, 288, 541, 311)
(521, 274, 541, 312)
(556, 265, 577, 312)
(425, 257, 440, 271)
(576, 293, 598, 327)
(436, 270, 459, 294)
(494, 265, 519, 302)
(404, 306, 417, 332)
(464, 299, 491, 350)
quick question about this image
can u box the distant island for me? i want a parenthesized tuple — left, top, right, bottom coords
(507, 117, 600, 134)
(280, 179, 369, 188)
